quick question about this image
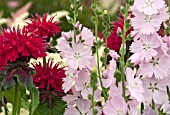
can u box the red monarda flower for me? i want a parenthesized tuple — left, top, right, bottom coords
(26, 13, 60, 39)
(32, 60, 66, 92)
(104, 14, 133, 52)
(0, 27, 46, 69)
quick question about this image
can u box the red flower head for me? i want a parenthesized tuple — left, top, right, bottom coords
(32, 60, 66, 92)
(104, 13, 133, 52)
(26, 13, 60, 39)
(0, 27, 46, 69)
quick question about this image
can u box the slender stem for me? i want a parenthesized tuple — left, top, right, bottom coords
(120, 3, 129, 98)
(91, 88, 95, 115)
(104, 38, 108, 69)
(73, 7, 77, 43)
(43, 57, 46, 67)
(168, 0, 170, 12)
(12, 81, 20, 115)
(94, 12, 107, 100)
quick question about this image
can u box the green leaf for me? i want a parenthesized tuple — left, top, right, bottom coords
(35, 96, 66, 115)
(3, 88, 15, 104)
(29, 86, 39, 115)
(21, 98, 30, 110)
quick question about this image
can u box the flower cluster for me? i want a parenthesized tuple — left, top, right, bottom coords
(0, 27, 46, 69)
(1, 0, 170, 115)
(32, 60, 66, 92)
(26, 13, 60, 39)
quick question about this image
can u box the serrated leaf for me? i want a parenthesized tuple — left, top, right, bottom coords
(35, 96, 66, 115)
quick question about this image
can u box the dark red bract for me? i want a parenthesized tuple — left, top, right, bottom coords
(0, 27, 46, 69)
(32, 60, 66, 92)
(26, 13, 60, 39)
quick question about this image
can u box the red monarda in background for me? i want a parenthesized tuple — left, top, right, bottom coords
(103, 14, 133, 52)
(32, 60, 66, 92)
(0, 27, 46, 69)
(26, 13, 60, 39)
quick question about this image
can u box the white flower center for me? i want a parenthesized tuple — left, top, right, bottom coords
(83, 82, 89, 89)
(74, 52, 81, 59)
(116, 109, 123, 115)
(145, 16, 152, 23)
(150, 57, 159, 66)
(129, 81, 138, 88)
(146, 0, 153, 7)
(149, 83, 158, 92)
(143, 43, 150, 51)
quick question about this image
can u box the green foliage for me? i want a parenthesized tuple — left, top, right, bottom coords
(34, 96, 66, 115)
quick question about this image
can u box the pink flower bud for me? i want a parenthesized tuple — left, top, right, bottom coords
(62, 32, 70, 40)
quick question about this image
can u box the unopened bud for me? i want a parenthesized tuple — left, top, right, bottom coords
(104, 10, 108, 15)
(70, 4, 74, 10)
(61, 32, 70, 40)
(66, 15, 71, 21)
(75, 21, 80, 29)
(117, 27, 122, 34)
(78, 6, 83, 13)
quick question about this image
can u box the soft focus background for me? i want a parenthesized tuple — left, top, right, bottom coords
(0, 0, 169, 115)
(0, 0, 125, 31)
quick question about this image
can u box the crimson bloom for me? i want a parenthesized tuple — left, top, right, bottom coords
(103, 14, 133, 52)
(0, 27, 46, 69)
(32, 60, 66, 92)
(26, 13, 60, 39)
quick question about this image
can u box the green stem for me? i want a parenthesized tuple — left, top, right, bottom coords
(168, 0, 170, 12)
(12, 81, 20, 115)
(120, 3, 129, 98)
(94, 12, 107, 100)
(104, 38, 108, 69)
(91, 88, 95, 115)
(43, 57, 46, 67)
(73, 6, 77, 43)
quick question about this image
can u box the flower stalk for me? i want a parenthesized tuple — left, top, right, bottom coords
(120, 1, 130, 98)
(12, 80, 20, 115)
(92, 0, 107, 100)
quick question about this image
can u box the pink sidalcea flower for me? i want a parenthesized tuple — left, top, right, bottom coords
(142, 77, 169, 105)
(133, 0, 165, 15)
(161, 102, 170, 114)
(137, 53, 170, 79)
(143, 107, 157, 115)
(61, 24, 94, 46)
(62, 87, 80, 105)
(126, 68, 144, 102)
(64, 98, 102, 115)
(130, 34, 161, 64)
(74, 69, 91, 99)
(102, 59, 116, 88)
(63, 43, 94, 70)
(131, 8, 168, 35)
(103, 95, 128, 115)
(62, 68, 79, 93)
